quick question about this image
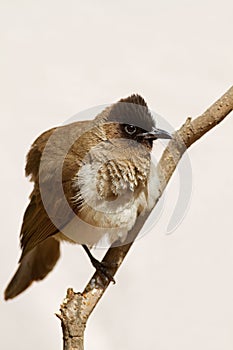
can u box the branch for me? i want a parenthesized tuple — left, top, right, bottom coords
(57, 86, 233, 350)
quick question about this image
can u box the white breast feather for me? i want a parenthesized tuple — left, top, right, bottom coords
(59, 162, 161, 247)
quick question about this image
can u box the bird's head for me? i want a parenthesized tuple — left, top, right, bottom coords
(96, 94, 171, 150)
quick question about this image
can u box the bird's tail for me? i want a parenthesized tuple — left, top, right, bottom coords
(4, 237, 60, 300)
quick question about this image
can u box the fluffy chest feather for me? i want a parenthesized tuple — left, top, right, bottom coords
(59, 161, 161, 247)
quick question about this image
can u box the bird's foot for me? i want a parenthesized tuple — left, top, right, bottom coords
(91, 258, 116, 284)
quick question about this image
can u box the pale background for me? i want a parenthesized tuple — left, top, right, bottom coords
(0, 1, 233, 349)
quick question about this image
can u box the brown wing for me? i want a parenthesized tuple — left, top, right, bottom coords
(20, 120, 91, 260)
(19, 191, 60, 260)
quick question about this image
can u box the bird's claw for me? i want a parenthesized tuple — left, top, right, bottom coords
(91, 258, 116, 284)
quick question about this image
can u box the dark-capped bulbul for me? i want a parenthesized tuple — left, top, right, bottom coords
(4, 94, 171, 300)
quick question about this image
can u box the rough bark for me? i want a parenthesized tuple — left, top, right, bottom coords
(57, 86, 233, 350)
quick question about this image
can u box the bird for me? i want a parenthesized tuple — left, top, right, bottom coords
(4, 94, 171, 300)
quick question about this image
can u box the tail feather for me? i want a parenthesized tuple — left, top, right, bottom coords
(4, 237, 60, 300)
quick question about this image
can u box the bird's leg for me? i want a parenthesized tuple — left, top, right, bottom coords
(82, 245, 116, 284)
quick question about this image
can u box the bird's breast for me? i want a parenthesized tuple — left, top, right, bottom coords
(59, 159, 161, 247)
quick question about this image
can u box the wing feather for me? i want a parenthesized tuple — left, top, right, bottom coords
(20, 120, 91, 260)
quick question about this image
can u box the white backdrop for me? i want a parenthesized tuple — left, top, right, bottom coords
(0, 1, 232, 349)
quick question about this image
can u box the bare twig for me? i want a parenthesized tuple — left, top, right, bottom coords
(58, 86, 233, 350)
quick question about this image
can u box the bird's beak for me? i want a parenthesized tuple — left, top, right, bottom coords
(139, 127, 172, 140)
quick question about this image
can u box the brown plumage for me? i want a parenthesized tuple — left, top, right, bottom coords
(5, 238, 60, 299)
(4, 94, 171, 300)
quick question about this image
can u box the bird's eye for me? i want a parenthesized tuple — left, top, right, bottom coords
(124, 124, 137, 135)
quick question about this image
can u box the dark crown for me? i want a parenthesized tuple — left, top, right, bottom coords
(107, 94, 155, 131)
